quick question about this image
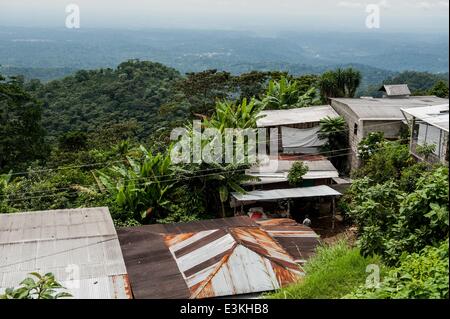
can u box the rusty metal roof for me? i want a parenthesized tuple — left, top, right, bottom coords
(165, 227, 303, 298)
(256, 219, 320, 264)
(118, 216, 319, 299)
(0, 208, 131, 299)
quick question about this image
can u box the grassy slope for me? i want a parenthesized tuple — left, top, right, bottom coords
(267, 240, 385, 299)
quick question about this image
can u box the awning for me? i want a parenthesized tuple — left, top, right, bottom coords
(244, 160, 339, 186)
(257, 105, 339, 127)
(401, 104, 449, 133)
(231, 185, 341, 203)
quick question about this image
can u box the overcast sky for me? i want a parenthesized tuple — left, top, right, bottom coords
(0, 0, 448, 32)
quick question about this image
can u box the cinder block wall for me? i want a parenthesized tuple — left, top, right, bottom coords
(330, 100, 361, 171)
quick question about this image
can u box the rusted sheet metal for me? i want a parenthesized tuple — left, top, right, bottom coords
(111, 274, 133, 299)
(165, 227, 303, 299)
(230, 227, 302, 270)
(265, 229, 319, 238)
(257, 219, 320, 265)
(256, 218, 298, 227)
(118, 216, 320, 299)
(257, 219, 320, 238)
(271, 261, 303, 287)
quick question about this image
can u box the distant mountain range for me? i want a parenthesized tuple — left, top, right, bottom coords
(0, 27, 448, 89)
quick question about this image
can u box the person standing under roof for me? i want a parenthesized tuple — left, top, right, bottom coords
(302, 215, 312, 227)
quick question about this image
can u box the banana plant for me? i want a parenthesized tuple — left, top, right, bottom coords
(203, 162, 257, 217)
(261, 76, 320, 110)
(98, 146, 175, 222)
(0, 171, 12, 211)
(204, 98, 266, 131)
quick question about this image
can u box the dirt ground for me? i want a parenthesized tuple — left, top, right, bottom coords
(310, 214, 358, 246)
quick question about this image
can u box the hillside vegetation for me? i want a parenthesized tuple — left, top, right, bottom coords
(1, 60, 449, 299)
(29, 60, 182, 139)
(267, 240, 385, 299)
(269, 138, 449, 299)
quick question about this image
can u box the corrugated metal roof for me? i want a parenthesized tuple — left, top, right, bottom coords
(331, 96, 449, 120)
(244, 160, 339, 185)
(165, 227, 303, 298)
(0, 208, 131, 299)
(117, 216, 319, 299)
(256, 219, 320, 264)
(232, 185, 341, 202)
(401, 104, 449, 132)
(257, 105, 339, 127)
(380, 84, 411, 96)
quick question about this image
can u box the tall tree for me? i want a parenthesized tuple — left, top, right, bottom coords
(319, 67, 362, 101)
(232, 71, 270, 101)
(176, 69, 234, 116)
(0, 74, 48, 172)
(428, 80, 449, 98)
(318, 116, 349, 172)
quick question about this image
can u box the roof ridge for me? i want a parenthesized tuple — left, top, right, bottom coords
(229, 227, 302, 272)
(190, 242, 238, 299)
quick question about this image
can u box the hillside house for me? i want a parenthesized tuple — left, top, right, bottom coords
(330, 92, 449, 170)
(379, 84, 411, 98)
(244, 159, 339, 189)
(257, 105, 339, 155)
(231, 152, 347, 227)
(401, 104, 449, 164)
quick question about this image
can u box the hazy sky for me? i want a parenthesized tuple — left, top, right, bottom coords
(0, 0, 448, 32)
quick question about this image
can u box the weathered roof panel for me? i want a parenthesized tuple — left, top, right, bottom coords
(0, 208, 130, 299)
(257, 105, 339, 127)
(331, 96, 449, 120)
(166, 227, 303, 298)
(118, 216, 318, 299)
(232, 185, 341, 202)
(380, 84, 411, 96)
(245, 160, 339, 185)
(256, 219, 320, 263)
(401, 104, 449, 132)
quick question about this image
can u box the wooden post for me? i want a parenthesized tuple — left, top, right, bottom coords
(287, 200, 291, 218)
(332, 197, 336, 230)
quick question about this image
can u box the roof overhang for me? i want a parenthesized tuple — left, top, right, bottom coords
(231, 185, 341, 204)
(257, 105, 339, 127)
(401, 104, 449, 133)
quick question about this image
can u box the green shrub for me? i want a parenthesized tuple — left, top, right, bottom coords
(346, 166, 449, 265)
(357, 132, 385, 161)
(287, 161, 309, 186)
(416, 143, 437, 160)
(266, 240, 384, 299)
(0, 272, 72, 299)
(347, 240, 449, 299)
(398, 162, 430, 192)
(353, 141, 413, 184)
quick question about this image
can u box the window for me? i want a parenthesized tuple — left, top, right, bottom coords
(353, 123, 358, 135)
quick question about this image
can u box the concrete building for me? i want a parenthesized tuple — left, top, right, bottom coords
(401, 104, 449, 165)
(257, 105, 339, 154)
(379, 84, 411, 98)
(330, 95, 449, 170)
